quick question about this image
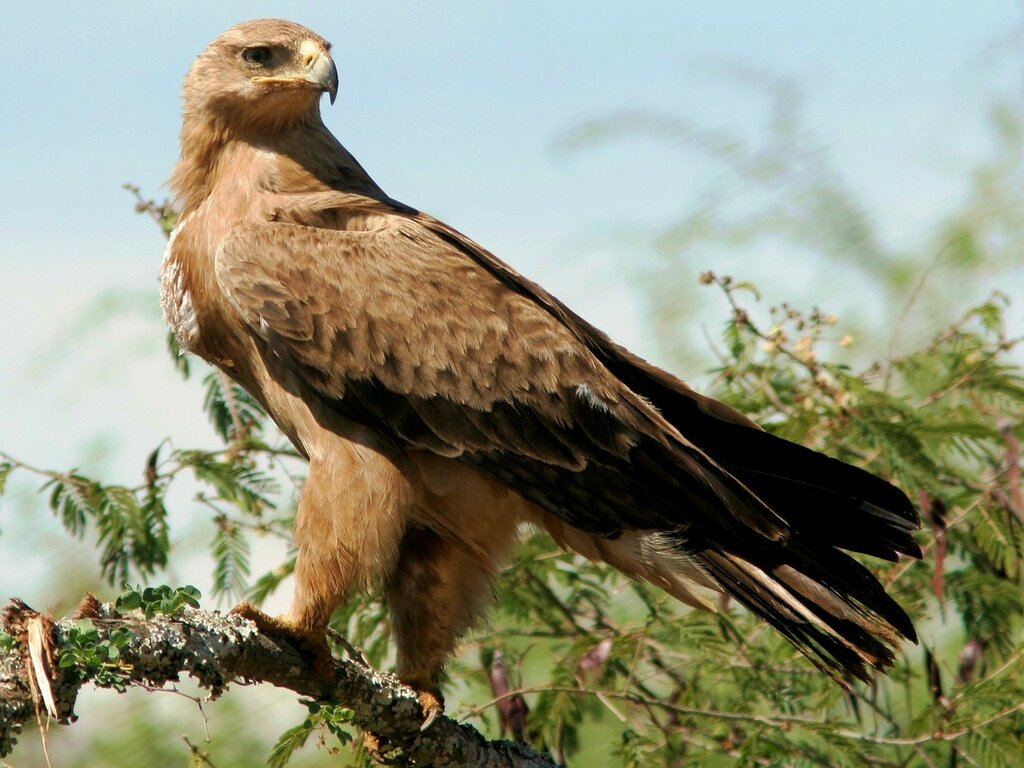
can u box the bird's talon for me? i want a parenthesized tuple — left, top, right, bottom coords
(362, 732, 384, 760)
(417, 689, 444, 731)
(230, 601, 274, 630)
(229, 603, 336, 684)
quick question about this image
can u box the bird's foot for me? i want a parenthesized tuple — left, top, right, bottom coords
(230, 602, 336, 684)
(362, 732, 399, 765)
(397, 670, 446, 730)
(359, 690, 441, 761)
(416, 687, 445, 731)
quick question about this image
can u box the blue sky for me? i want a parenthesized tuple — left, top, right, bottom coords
(1, 1, 1021, 599)
(4, 1, 1019, 265)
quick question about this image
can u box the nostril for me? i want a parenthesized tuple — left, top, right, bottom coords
(299, 39, 322, 70)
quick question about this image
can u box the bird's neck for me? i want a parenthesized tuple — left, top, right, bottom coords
(170, 113, 381, 216)
(171, 114, 234, 215)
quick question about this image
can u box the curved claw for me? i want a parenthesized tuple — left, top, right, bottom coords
(417, 689, 445, 731)
(230, 602, 335, 683)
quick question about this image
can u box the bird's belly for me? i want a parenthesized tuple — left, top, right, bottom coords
(403, 452, 538, 566)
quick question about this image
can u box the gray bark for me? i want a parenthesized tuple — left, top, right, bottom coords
(0, 597, 558, 767)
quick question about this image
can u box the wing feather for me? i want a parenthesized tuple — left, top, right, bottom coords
(214, 204, 786, 543)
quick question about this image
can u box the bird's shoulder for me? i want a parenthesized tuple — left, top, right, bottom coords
(212, 192, 609, 405)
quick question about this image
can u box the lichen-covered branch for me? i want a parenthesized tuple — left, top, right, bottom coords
(0, 597, 558, 767)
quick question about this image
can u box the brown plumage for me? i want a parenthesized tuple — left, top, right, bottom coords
(163, 18, 920, 710)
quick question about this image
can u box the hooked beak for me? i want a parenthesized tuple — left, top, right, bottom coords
(251, 42, 339, 105)
(306, 48, 339, 105)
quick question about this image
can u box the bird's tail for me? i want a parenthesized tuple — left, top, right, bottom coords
(531, 313, 921, 679)
(574, 338, 920, 679)
(540, 412, 919, 681)
(694, 536, 915, 681)
(680, 417, 920, 680)
(545, 510, 916, 682)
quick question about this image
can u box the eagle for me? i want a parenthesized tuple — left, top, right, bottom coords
(162, 18, 920, 722)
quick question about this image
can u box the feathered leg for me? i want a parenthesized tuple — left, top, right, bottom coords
(236, 446, 409, 683)
(385, 526, 503, 725)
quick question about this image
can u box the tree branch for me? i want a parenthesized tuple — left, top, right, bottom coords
(0, 597, 558, 767)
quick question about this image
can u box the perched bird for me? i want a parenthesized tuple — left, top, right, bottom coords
(162, 18, 920, 721)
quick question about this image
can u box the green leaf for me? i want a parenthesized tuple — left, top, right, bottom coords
(248, 558, 295, 605)
(211, 521, 251, 602)
(115, 585, 202, 617)
(74, 619, 96, 636)
(116, 587, 143, 611)
(266, 720, 315, 768)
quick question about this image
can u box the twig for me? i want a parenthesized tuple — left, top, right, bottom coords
(883, 239, 961, 392)
(459, 683, 1024, 748)
(182, 735, 219, 768)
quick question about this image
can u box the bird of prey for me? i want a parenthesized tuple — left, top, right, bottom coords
(162, 18, 920, 720)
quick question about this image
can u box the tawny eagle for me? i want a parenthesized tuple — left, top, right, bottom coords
(162, 18, 919, 719)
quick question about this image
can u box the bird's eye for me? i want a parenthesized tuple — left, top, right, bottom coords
(242, 47, 272, 66)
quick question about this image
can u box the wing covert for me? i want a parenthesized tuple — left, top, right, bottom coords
(214, 204, 788, 541)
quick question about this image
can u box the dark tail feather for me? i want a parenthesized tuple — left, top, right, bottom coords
(570, 316, 921, 678)
(583, 340, 921, 557)
(628, 360, 921, 678)
(697, 538, 915, 682)
(714, 429, 922, 561)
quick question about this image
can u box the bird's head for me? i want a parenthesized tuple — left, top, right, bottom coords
(182, 19, 338, 132)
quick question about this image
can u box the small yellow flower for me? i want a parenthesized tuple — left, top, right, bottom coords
(794, 336, 815, 361)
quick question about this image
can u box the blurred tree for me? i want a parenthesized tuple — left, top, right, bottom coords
(555, 66, 1024, 371)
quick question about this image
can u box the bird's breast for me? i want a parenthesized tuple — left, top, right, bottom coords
(160, 211, 201, 352)
(159, 204, 253, 373)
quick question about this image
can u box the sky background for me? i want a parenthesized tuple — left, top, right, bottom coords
(1, 0, 1022, 760)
